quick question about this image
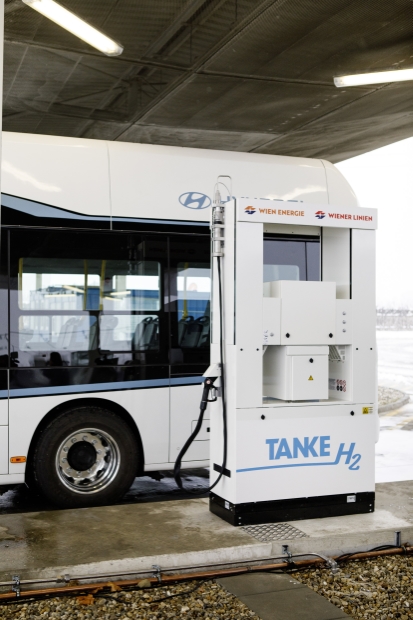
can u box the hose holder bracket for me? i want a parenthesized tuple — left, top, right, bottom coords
(152, 564, 162, 583)
(12, 575, 21, 598)
(282, 545, 294, 564)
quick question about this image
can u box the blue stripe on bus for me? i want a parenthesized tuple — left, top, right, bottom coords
(170, 376, 204, 386)
(0, 390, 7, 399)
(2, 194, 209, 226)
(9, 375, 204, 398)
(114, 217, 209, 227)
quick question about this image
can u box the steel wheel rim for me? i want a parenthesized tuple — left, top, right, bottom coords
(55, 427, 121, 495)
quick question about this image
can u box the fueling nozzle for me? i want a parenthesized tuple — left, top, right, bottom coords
(200, 377, 218, 412)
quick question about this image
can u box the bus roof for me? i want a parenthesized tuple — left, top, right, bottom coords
(1, 132, 359, 224)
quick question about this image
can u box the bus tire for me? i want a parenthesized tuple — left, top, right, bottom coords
(32, 406, 139, 508)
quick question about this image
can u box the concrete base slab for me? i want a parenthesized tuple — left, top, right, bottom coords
(218, 574, 350, 620)
(0, 481, 412, 584)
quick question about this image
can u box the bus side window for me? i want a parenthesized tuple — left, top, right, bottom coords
(168, 234, 211, 370)
(16, 257, 101, 366)
(99, 260, 161, 354)
(177, 263, 211, 350)
(10, 230, 168, 368)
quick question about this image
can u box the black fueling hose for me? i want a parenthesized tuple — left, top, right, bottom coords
(173, 255, 227, 494)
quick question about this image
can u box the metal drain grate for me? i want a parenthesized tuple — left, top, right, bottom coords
(241, 523, 308, 542)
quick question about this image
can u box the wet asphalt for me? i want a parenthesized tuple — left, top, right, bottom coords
(0, 468, 210, 515)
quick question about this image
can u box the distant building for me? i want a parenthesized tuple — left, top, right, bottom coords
(377, 308, 413, 330)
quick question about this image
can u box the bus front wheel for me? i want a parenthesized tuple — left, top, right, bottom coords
(32, 406, 139, 508)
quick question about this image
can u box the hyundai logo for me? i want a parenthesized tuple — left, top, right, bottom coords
(179, 192, 211, 210)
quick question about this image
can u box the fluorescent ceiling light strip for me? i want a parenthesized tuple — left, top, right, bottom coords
(334, 68, 413, 87)
(22, 0, 123, 56)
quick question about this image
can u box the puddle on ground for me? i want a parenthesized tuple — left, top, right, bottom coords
(0, 469, 209, 515)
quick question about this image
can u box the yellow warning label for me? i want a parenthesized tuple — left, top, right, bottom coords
(308, 376, 314, 381)
(362, 406, 372, 414)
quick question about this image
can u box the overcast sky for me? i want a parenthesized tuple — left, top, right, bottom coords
(336, 138, 413, 309)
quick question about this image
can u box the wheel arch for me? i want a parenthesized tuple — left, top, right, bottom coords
(25, 397, 145, 486)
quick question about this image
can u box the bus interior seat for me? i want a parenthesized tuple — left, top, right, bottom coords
(133, 316, 159, 351)
(178, 315, 209, 348)
(197, 315, 210, 347)
(56, 318, 80, 350)
(57, 316, 96, 351)
(99, 315, 119, 351)
(19, 329, 34, 349)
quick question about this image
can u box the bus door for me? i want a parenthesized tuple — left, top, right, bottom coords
(168, 235, 211, 464)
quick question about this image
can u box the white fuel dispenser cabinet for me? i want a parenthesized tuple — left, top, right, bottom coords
(207, 193, 377, 526)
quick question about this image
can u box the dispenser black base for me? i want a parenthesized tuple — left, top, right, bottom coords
(209, 492, 375, 526)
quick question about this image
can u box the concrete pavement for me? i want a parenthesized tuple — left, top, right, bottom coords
(0, 480, 411, 585)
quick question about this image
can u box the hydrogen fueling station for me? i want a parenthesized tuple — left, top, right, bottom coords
(171, 169, 379, 528)
(0, 1, 413, 618)
(206, 190, 377, 526)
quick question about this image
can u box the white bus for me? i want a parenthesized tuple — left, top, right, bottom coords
(0, 132, 358, 507)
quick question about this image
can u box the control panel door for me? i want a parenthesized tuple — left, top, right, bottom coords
(278, 281, 336, 345)
(291, 355, 328, 400)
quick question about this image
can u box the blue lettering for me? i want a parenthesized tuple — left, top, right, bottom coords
(266, 436, 357, 466)
(275, 438, 293, 460)
(266, 438, 279, 460)
(251, 436, 362, 473)
(307, 436, 319, 457)
(293, 437, 307, 458)
(320, 436, 330, 457)
(349, 453, 361, 470)
(292, 436, 318, 458)
(336, 442, 356, 464)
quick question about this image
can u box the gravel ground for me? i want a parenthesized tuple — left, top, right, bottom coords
(295, 554, 413, 619)
(1, 556, 412, 619)
(378, 386, 408, 408)
(0, 580, 259, 620)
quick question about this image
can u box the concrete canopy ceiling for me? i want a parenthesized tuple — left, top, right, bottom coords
(3, 0, 413, 162)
